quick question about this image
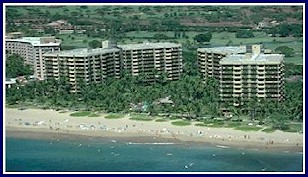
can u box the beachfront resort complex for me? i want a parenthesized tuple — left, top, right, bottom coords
(6, 36, 284, 105)
(198, 45, 285, 106)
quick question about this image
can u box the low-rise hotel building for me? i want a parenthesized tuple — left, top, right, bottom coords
(5, 37, 61, 79)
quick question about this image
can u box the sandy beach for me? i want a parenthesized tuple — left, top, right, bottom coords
(5, 108, 303, 152)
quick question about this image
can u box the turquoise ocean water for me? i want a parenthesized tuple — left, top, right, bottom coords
(6, 137, 303, 172)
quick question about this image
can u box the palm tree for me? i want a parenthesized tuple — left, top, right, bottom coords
(229, 106, 240, 119)
(247, 97, 258, 120)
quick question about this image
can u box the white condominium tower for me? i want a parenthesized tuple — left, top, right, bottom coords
(118, 42, 182, 81)
(44, 47, 121, 92)
(198, 45, 284, 106)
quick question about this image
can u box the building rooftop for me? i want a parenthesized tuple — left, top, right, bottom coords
(118, 42, 181, 50)
(44, 48, 120, 57)
(7, 32, 23, 35)
(220, 53, 284, 65)
(197, 46, 247, 55)
(6, 37, 61, 47)
(5, 78, 16, 85)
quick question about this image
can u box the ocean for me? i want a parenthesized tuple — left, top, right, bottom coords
(5, 136, 303, 172)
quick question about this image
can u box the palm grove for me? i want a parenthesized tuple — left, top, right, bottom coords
(6, 49, 303, 131)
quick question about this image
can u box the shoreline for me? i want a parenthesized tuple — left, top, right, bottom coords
(5, 108, 303, 153)
(5, 127, 303, 153)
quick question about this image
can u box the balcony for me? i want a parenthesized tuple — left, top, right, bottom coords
(220, 94, 233, 97)
(220, 80, 233, 84)
(232, 93, 242, 97)
(257, 94, 265, 98)
(265, 81, 281, 84)
(233, 80, 242, 84)
(221, 71, 233, 75)
(69, 78, 76, 82)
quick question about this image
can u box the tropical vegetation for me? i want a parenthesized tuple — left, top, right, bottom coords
(5, 52, 303, 131)
(6, 54, 33, 78)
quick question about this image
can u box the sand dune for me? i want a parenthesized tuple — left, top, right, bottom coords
(5, 108, 303, 152)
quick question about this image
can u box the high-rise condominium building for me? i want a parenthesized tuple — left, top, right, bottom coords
(44, 48, 121, 92)
(5, 37, 61, 79)
(220, 52, 285, 106)
(198, 45, 284, 106)
(118, 42, 182, 81)
(44, 41, 182, 92)
(197, 46, 246, 82)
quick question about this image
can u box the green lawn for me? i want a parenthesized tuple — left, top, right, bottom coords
(129, 115, 154, 121)
(58, 30, 302, 65)
(284, 123, 303, 133)
(59, 110, 68, 113)
(195, 120, 265, 131)
(224, 122, 242, 128)
(261, 127, 276, 133)
(195, 122, 225, 128)
(284, 55, 303, 65)
(195, 123, 207, 127)
(211, 32, 300, 46)
(12, 6, 102, 16)
(6, 104, 21, 109)
(69, 111, 92, 117)
(169, 116, 180, 120)
(155, 118, 169, 122)
(57, 34, 103, 49)
(9, 6, 303, 65)
(104, 113, 125, 119)
(234, 126, 263, 131)
(125, 31, 301, 45)
(171, 120, 191, 126)
(123, 31, 302, 62)
(88, 113, 100, 117)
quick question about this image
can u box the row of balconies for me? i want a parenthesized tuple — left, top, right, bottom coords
(219, 92, 279, 97)
(221, 84, 280, 89)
